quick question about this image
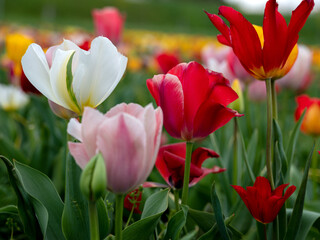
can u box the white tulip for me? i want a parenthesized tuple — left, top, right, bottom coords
(0, 84, 29, 110)
(21, 36, 127, 115)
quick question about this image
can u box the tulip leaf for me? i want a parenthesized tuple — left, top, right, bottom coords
(284, 143, 315, 240)
(187, 208, 215, 232)
(14, 160, 65, 240)
(65, 52, 80, 112)
(273, 119, 288, 181)
(285, 110, 305, 169)
(0, 205, 18, 215)
(123, 188, 169, 240)
(163, 205, 188, 240)
(181, 229, 198, 240)
(211, 182, 230, 240)
(62, 155, 90, 240)
(287, 209, 320, 240)
(0, 155, 43, 239)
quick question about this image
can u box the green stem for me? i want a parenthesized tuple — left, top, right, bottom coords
(181, 141, 193, 205)
(312, 138, 319, 200)
(125, 202, 135, 228)
(271, 79, 278, 120)
(266, 79, 275, 190)
(233, 118, 238, 185)
(174, 189, 180, 211)
(89, 201, 99, 240)
(115, 194, 124, 240)
(264, 224, 268, 240)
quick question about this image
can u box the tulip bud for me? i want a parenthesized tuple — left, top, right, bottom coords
(80, 153, 107, 202)
(229, 79, 244, 113)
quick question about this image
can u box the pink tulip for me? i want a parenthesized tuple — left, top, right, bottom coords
(67, 103, 163, 194)
(92, 7, 125, 45)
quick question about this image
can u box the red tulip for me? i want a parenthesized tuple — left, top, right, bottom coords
(124, 188, 142, 214)
(232, 176, 296, 224)
(147, 61, 242, 141)
(205, 0, 314, 80)
(92, 7, 125, 45)
(155, 52, 180, 74)
(155, 142, 225, 189)
(295, 95, 320, 136)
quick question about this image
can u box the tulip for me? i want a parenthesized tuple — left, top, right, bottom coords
(232, 176, 296, 224)
(0, 84, 29, 111)
(277, 45, 313, 92)
(229, 79, 244, 113)
(92, 7, 125, 45)
(295, 95, 320, 136)
(205, 0, 314, 80)
(147, 61, 242, 141)
(21, 36, 127, 116)
(67, 103, 163, 194)
(124, 188, 142, 214)
(155, 52, 180, 74)
(156, 143, 225, 189)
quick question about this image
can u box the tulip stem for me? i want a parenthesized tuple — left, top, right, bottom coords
(312, 137, 319, 200)
(264, 224, 268, 240)
(233, 118, 239, 185)
(115, 194, 124, 240)
(266, 79, 275, 190)
(181, 141, 194, 205)
(271, 79, 278, 120)
(89, 201, 99, 240)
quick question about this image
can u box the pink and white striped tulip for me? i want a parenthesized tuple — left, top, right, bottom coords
(67, 103, 163, 194)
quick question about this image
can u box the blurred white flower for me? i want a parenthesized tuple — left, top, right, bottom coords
(21, 36, 127, 116)
(0, 84, 29, 110)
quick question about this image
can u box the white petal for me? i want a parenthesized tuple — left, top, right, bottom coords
(73, 36, 127, 110)
(49, 49, 79, 113)
(67, 118, 82, 141)
(21, 44, 56, 102)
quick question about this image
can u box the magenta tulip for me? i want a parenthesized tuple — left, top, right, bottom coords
(67, 103, 163, 194)
(92, 7, 125, 45)
(147, 61, 242, 141)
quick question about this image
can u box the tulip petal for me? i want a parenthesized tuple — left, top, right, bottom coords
(49, 49, 79, 112)
(67, 118, 83, 141)
(193, 101, 238, 139)
(272, 183, 289, 197)
(283, 185, 296, 200)
(81, 107, 105, 157)
(263, 0, 288, 73)
(183, 62, 210, 132)
(190, 166, 225, 186)
(167, 63, 188, 81)
(73, 36, 127, 110)
(191, 147, 219, 168)
(210, 85, 239, 107)
(218, 6, 263, 73)
(21, 43, 55, 102)
(205, 11, 231, 46)
(68, 142, 90, 169)
(254, 176, 272, 198)
(284, 0, 314, 63)
(295, 94, 313, 120)
(97, 113, 147, 194)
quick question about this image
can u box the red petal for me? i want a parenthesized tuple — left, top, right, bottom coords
(294, 95, 313, 121)
(272, 183, 289, 197)
(206, 70, 231, 87)
(182, 62, 210, 133)
(218, 6, 263, 74)
(205, 11, 231, 46)
(167, 62, 188, 82)
(209, 85, 239, 107)
(191, 147, 219, 168)
(189, 167, 225, 186)
(161, 142, 186, 158)
(262, 0, 288, 73)
(283, 0, 314, 64)
(283, 185, 296, 200)
(192, 101, 239, 139)
(253, 176, 272, 199)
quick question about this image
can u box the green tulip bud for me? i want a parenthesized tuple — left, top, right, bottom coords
(80, 153, 107, 202)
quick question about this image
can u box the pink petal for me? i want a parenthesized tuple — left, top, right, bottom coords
(68, 142, 90, 169)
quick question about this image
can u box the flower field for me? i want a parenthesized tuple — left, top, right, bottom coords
(0, 0, 320, 239)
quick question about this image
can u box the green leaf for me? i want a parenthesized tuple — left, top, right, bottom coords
(284, 144, 315, 240)
(123, 189, 169, 240)
(287, 209, 320, 240)
(0, 134, 29, 164)
(286, 110, 305, 168)
(211, 182, 230, 240)
(273, 119, 288, 180)
(164, 205, 188, 240)
(62, 155, 90, 240)
(0, 156, 43, 239)
(14, 160, 65, 240)
(180, 229, 198, 240)
(0, 205, 18, 215)
(97, 198, 110, 238)
(187, 208, 215, 232)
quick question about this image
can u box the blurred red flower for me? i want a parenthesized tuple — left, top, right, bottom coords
(124, 188, 142, 214)
(155, 142, 225, 189)
(206, 0, 314, 80)
(147, 61, 242, 141)
(295, 95, 320, 136)
(232, 176, 296, 224)
(155, 52, 180, 74)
